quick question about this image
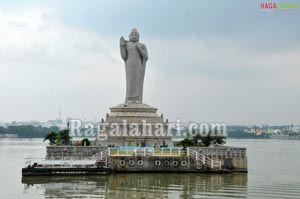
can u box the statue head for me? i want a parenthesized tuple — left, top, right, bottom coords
(129, 28, 139, 42)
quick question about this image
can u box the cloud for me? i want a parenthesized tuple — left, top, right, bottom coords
(0, 8, 125, 121)
(0, 2, 299, 125)
(145, 36, 300, 124)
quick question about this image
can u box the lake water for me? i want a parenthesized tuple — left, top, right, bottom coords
(1, 139, 300, 198)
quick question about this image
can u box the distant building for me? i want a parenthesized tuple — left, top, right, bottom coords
(0, 122, 9, 128)
(0, 134, 18, 138)
(255, 129, 264, 135)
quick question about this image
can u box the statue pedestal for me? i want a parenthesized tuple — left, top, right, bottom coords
(97, 103, 173, 147)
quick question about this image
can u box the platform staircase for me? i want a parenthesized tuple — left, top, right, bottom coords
(89, 148, 110, 168)
(187, 148, 222, 170)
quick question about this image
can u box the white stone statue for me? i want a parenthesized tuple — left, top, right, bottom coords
(120, 29, 148, 103)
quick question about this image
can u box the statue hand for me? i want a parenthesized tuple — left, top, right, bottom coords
(120, 37, 126, 46)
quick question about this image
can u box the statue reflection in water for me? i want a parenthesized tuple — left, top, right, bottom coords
(22, 173, 247, 198)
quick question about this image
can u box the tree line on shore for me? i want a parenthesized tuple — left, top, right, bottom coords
(0, 125, 60, 138)
(0, 125, 271, 139)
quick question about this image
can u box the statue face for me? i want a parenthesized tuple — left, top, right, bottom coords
(129, 31, 139, 42)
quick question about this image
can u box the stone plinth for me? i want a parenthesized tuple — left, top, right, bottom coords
(107, 103, 162, 124)
(97, 103, 173, 147)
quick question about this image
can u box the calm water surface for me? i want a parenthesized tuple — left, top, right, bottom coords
(0, 139, 300, 198)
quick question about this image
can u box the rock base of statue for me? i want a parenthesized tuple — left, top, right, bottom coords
(97, 103, 173, 147)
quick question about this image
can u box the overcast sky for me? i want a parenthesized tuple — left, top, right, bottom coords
(0, 0, 299, 125)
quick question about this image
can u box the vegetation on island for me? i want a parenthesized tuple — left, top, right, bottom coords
(80, 138, 91, 146)
(43, 130, 93, 146)
(43, 129, 71, 145)
(178, 131, 226, 148)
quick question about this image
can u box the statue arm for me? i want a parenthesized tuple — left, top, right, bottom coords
(120, 45, 127, 61)
(120, 37, 127, 61)
(137, 43, 148, 62)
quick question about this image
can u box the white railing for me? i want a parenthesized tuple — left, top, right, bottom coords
(25, 148, 111, 168)
(89, 148, 109, 161)
(101, 148, 110, 159)
(87, 148, 109, 168)
(154, 147, 181, 157)
(108, 147, 182, 157)
(187, 148, 221, 170)
(24, 158, 97, 168)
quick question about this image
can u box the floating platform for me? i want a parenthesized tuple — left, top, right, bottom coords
(22, 167, 110, 176)
(22, 146, 247, 176)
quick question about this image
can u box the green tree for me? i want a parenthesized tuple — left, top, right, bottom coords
(43, 131, 58, 145)
(57, 129, 71, 145)
(193, 132, 226, 147)
(44, 129, 71, 145)
(179, 135, 193, 149)
(81, 138, 91, 146)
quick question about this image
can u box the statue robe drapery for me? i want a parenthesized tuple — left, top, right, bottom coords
(120, 41, 148, 103)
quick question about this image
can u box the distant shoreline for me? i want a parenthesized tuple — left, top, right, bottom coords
(1, 125, 300, 140)
(1, 137, 300, 141)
